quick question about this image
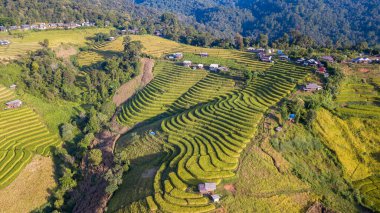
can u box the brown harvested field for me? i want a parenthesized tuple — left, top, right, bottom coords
(113, 58, 154, 106)
(0, 155, 56, 213)
(55, 44, 78, 60)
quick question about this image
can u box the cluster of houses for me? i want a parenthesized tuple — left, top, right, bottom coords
(167, 52, 229, 73)
(198, 182, 220, 203)
(0, 40, 10, 46)
(0, 22, 96, 32)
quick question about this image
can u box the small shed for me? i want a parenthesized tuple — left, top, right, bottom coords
(275, 126, 283, 132)
(198, 182, 217, 194)
(304, 83, 322, 92)
(279, 55, 289, 61)
(209, 64, 219, 72)
(211, 194, 220, 203)
(107, 37, 115, 41)
(197, 64, 204, 69)
(183, 61, 192, 67)
(200, 53, 209, 57)
(9, 84, 16, 90)
(6, 100, 22, 109)
(320, 56, 334, 63)
(288, 114, 296, 122)
(218, 66, 229, 72)
(173, 53, 183, 59)
(316, 67, 326, 74)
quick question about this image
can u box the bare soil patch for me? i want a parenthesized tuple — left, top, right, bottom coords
(54, 44, 78, 60)
(224, 184, 236, 194)
(113, 58, 154, 107)
(0, 156, 55, 213)
(358, 68, 370, 73)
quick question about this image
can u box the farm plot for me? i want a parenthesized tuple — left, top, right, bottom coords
(114, 61, 309, 212)
(0, 86, 61, 189)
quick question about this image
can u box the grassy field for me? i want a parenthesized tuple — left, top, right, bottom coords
(110, 58, 311, 212)
(0, 28, 110, 61)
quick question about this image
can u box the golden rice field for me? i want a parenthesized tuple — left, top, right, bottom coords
(314, 109, 380, 211)
(0, 28, 110, 61)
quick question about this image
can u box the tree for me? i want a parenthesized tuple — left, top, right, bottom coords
(259, 34, 269, 48)
(88, 149, 103, 166)
(39, 39, 49, 48)
(234, 33, 244, 50)
(60, 123, 76, 141)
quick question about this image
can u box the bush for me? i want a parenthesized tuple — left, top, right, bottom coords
(88, 149, 103, 166)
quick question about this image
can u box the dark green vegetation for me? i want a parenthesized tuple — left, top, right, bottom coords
(129, 0, 380, 46)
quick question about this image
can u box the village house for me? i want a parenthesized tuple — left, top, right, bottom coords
(320, 56, 334, 63)
(9, 84, 17, 90)
(296, 58, 305, 64)
(209, 64, 219, 72)
(279, 55, 289, 61)
(259, 54, 273, 63)
(197, 64, 204, 69)
(352, 57, 372, 64)
(107, 37, 116, 41)
(0, 40, 10, 46)
(303, 83, 323, 92)
(9, 26, 19, 30)
(316, 66, 326, 74)
(198, 182, 217, 194)
(200, 52, 209, 57)
(218, 66, 229, 72)
(0, 26, 6, 32)
(183, 61, 192, 67)
(211, 194, 220, 203)
(21, 25, 31, 30)
(5, 100, 22, 109)
(248, 48, 265, 54)
(154, 30, 162, 36)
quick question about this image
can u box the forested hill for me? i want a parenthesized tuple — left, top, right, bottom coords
(128, 0, 380, 46)
(0, 0, 130, 26)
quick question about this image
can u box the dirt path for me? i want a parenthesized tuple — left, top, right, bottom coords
(113, 58, 154, 107)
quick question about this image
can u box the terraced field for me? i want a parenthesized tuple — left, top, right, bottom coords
(0, 85, 61, 189)
(131, 35, 272, 71)
(335, 64, 380, 118)
(77, 37, 124, 67)
(115, 61, 310, 212)
(0, 85, 14, 103)
(0, 28, 110, 61)
(353, 175, 380, 212)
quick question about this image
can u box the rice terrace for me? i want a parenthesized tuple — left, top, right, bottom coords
(0, 2, 379, 212)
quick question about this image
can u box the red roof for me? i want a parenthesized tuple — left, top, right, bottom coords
(317, 67, 326, 73)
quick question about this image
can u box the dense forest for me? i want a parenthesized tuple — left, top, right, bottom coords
(127, 0, 380, 46)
